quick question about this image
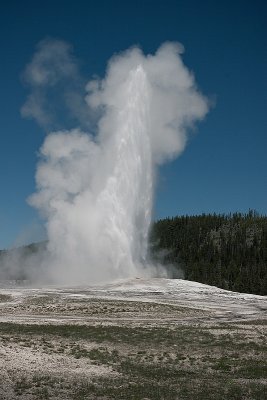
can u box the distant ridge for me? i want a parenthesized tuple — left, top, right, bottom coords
(0, 241, 47, 281)
(150, 211, 267, 296)
(1, 212, 267, 295)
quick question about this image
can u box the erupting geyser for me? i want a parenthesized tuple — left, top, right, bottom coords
(25, 41, 209, 284)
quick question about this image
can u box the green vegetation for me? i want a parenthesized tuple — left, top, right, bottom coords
(150, 210, 267, 295)
(1, 322, 266, 399)
(0, 294, 11, 302)
(1, 211, 267, 295)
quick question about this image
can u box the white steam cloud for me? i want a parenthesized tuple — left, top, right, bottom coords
(23, 40, 209, 284)
(21, 38, 93, 130)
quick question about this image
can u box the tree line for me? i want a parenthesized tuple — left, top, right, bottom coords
(1, 211, 266, 295)
(149, 210, 267, 295)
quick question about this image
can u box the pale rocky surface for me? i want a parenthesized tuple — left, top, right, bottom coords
(0, 278, 266, 399)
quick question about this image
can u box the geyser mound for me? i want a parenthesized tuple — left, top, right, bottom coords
(25, 42, 209, 284)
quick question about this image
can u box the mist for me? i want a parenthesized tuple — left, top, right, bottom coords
(19, 40, 209, 284)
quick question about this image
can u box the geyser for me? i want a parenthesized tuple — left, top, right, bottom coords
(25, 41, 209, 284)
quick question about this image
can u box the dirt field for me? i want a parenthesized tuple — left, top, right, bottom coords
(0, 278, 266, 399)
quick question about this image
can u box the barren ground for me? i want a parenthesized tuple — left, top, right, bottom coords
(0, 278, 266, 399)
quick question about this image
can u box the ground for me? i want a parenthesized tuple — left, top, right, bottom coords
(0, 278, 266, 399)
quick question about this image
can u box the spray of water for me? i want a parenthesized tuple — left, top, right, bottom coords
(24, 41, 209, 284)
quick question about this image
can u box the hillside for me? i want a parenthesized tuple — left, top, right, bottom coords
(1, 211, 267, 295)
(150, 211, 267, 295)
(0, 242, 47, 281)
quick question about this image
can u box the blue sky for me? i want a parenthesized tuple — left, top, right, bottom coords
(0, 0, 266, 249)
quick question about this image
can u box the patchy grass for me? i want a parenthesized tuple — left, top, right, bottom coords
(234, 319, 267, 326)
(3, 296, 204, 319)
(0, 294, 12, 302)
(0, 321, 266, 399)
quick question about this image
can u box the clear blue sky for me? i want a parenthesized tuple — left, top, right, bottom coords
(0, 0, 266, 249)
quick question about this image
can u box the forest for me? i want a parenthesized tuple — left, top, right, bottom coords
(150, 210, 267, 295)
(0, 211, 266, 295)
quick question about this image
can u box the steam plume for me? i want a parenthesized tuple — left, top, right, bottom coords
(21, 38, 93, 131)
(23, 41, 209, 284)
